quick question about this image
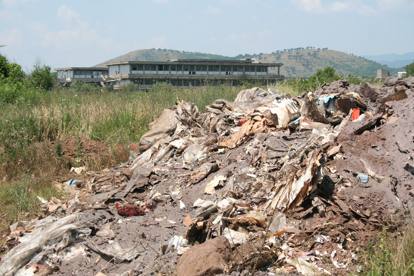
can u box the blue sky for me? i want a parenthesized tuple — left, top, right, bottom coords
(0, 0, 413, 70)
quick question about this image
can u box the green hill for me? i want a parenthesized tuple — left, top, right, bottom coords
(99, 49, 233, 66)
(99, 47, 388, 78)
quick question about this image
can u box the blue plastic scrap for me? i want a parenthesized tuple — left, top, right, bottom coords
(356, 173, 369, 184)
(66, 179, 81, 187)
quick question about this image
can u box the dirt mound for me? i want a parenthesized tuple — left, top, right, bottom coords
(1, 77, 413, 275)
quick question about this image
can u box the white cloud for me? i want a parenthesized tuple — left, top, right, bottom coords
(1, 0, 36, 7)
(152, 0, 169, 4)
(206, 5, 222, 16)
(293, 0, 412, 14)
(0, 28, 21, 46)
(377, 0, 414, 10)
(57, 5, 82, 24)
(295, 0, 322, 12)
(36, 5, 123, 66)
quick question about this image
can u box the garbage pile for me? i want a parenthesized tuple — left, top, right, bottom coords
(1, 77, 414, 276)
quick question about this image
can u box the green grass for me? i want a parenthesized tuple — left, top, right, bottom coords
(0, 177, 62, 231)
(363, 228, 414, 276)
(0, 84, 241, 233)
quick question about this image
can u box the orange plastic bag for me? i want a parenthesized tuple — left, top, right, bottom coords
(351, 108, 360, 121)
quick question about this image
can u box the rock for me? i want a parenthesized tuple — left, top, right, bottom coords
(223, 228, 248, 246)
(204, 174, 227, 195)
(268, 212, 287, 233)
(177, 237, 231, 276)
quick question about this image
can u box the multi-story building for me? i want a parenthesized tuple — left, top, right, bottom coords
(107, 59, 284, 88)
(56, 67, 108, 85)
(376, 68, 390, 80)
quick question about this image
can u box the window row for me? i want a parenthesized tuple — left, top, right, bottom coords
(130, 65, 268, 72)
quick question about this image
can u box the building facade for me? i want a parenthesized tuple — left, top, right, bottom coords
(376, 68, 390, 80)
(56, 67, 108, 85)
(107, 59, 284, 88)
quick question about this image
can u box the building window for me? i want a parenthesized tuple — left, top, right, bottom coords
(209, 65, 219, 71)
(145, 65, 156, 71)
(177, 65, 182, 71)
(170, 65, 176, 71)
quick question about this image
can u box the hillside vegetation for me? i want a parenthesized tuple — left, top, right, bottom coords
(99, 49, 233, 66)
(240, 47, 387, 77)
(99, 47, 387, 78)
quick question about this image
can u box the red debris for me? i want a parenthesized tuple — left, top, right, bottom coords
(351, 108, 361, 121)
(237, 118, 247, 126)
(115, 202, 146, 217)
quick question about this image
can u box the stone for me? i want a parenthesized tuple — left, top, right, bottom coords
(176, 237, 231, 276)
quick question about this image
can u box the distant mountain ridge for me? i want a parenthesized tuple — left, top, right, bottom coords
(365, 52, 414, 69)
(99, 48, 388, 77)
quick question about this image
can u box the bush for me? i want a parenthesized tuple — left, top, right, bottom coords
(0, 82, 44, 105)
(306, 66, 341, 89)
(406, 62, 414, 76)
(68, 81, 102, 93)
(0, 54, 25, 82)
(30, 64, 55, 91)
(0, 54, 9, 79)
(7, 63, 25, 82)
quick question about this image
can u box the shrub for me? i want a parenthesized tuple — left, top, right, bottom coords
(0, 82, 44, 105)
(68, 81, 102, 93)
(30, 64, 55, 91)
(406, 62, 414, 76)
(7, 62, 25, 82)
(0, 54, 8, 79)
(306, 66, 341, 89)
(0, 54, 25, 82)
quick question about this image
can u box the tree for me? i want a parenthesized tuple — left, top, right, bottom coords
(7, 63, 25, 82)
(0, 54, 25, 83)
(0, 54, 9, 79)
(303, 67, 341, 91)
(312, 67, 340, 83)
(406, 62, 414, 76)
(30, 64, 54, 90)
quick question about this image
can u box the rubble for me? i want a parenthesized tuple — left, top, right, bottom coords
(1, 78, 414, 275)
(176, 237, 231, 276)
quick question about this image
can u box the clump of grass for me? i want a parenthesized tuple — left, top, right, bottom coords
(363, 227, 414, 276)
(0, 177, 62, 231)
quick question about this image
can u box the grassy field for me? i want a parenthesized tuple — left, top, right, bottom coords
(0, 84, 242, 233)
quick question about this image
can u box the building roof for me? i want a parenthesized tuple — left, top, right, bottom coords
(106, 59, 283, 67)
(55, 67, 108, 71)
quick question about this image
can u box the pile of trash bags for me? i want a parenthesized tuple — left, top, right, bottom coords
(1, 77, 414, 275)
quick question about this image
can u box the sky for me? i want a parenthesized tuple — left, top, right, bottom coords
(0, 0, 413, 70)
